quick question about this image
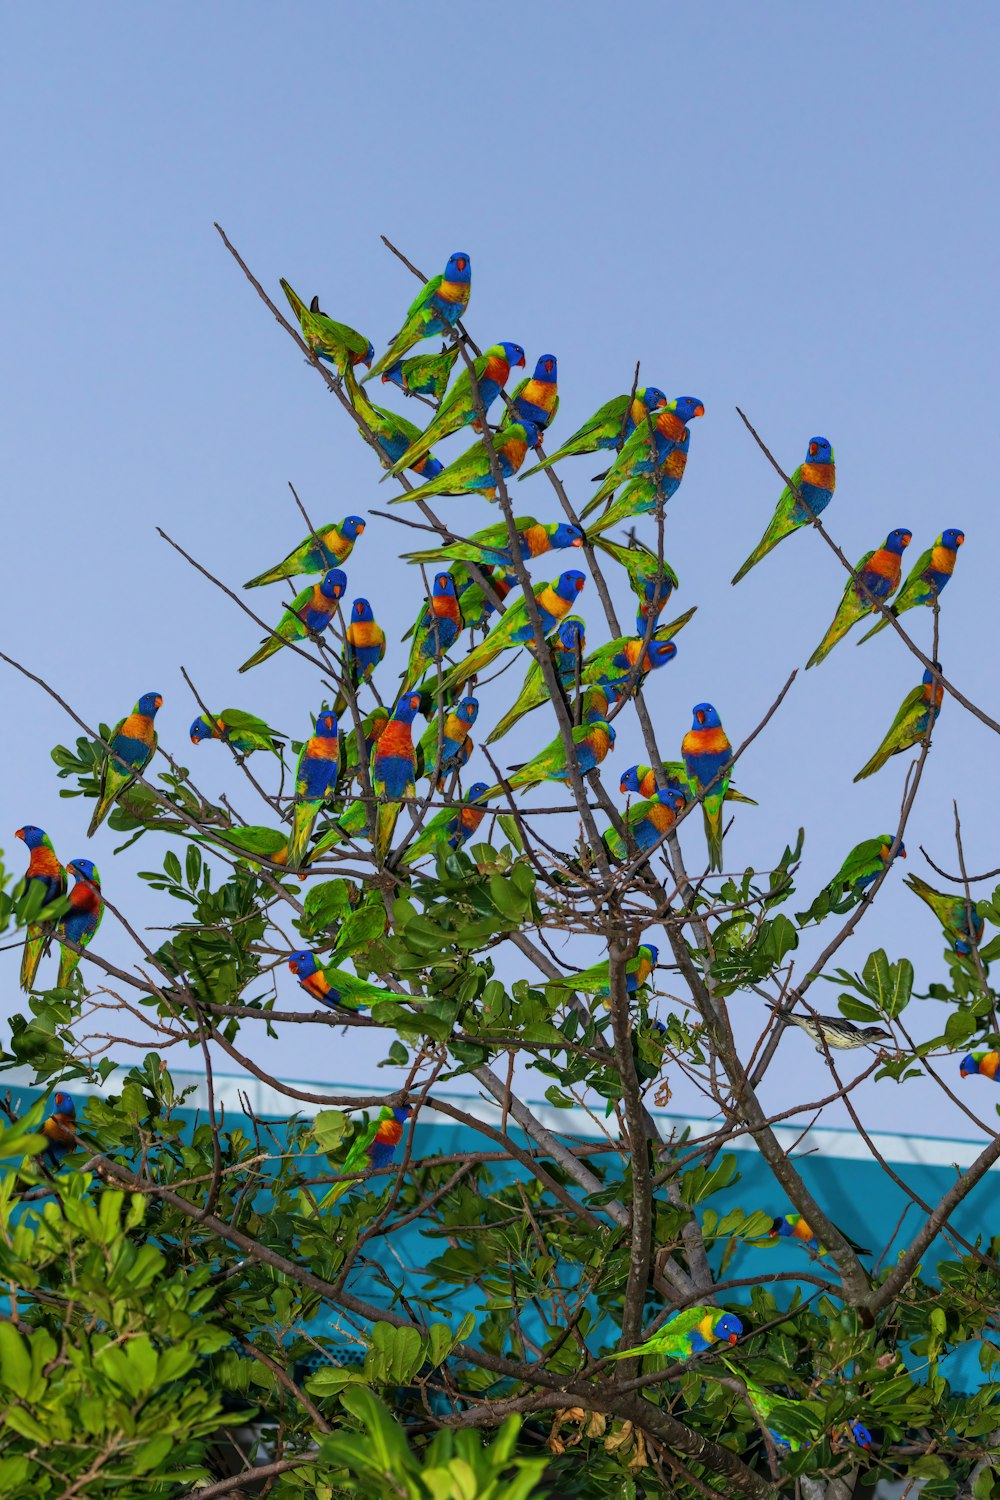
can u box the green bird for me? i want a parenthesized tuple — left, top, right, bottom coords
(796, 835, 906, 924)
(581, 398, 704, 516)
(619, 762, 756, 808)
(341, 707, 390, 781)
(387, 421, 541, 507)
(731, 437, 836, 584)
(439, 570, 586, 694)
(479, 718, 615, 801)
(244, 516, 366, 589)
(805, 528, 912, 667)
(547, 943, 660, 997)
(402, 516, 584, 570)
(288, 951, 409, 1014)
(318, 1104, 413, 1209)
(397, 781, 491, 868)
(212, 825, 294, 868)
(280, 280, 373, 377)
(344, 367, 448, 479)
(238, 568, 346, 673)
(485, 615, 586, 744)
(365, 251, 472, 383)
(384, 342, 526, 477)
(519, 386, 669, 479)
(853, 666, 943, 781)
(858, 529, 966, 643)
(189, 709, 285, 756)
(611, 1306, 744, 1363)
(381, 344, 459, 401)
(88, 693, 163, 836)
(719, 1359, 818, 1454)
(287, 710, 341, 872)
(594, 534, 679, 632)
(904, 872, 985, 955)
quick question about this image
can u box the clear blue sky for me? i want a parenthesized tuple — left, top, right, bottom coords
(3, 5, 998, 1138)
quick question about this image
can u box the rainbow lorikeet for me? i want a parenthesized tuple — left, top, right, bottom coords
(385, 342, 525, 476)
(401, 573, 463, 693)
(366, 251, 471, 382)
(753, 1213, 827, 1255)
(335, 598, 387, 712)
(322, 1105, 413, 1207)
(56, 859, 103, 989)
(209, 824, 300, 876)
(380, 344, 459, 401)
(501, 353, 559, 434)
(402, 517, 584, 570)
(238, 568, 346, 672)
(453, 566, 517, 632)
(189, 710, 284, 756)
(520, 386, 668, 479)
(371, 692, 423, 861)
(580, 626, 686, 706)
(619, 763, 756, 808)
(548, 943, 660, 998)
(343, 369, 446, 480)
(594, 534, 679, 633)
(398, 782, 491, 867)
(611, 1306, 744, 1363)
(342, 707, 390, 782)
(904, 873, 985, 955)
(389, 421, 542, 506)
(604, 789, 687, 861)
(719, 1360, 817, 1454)
(584, 452, 693, 538)
(961, 1050, 1000, 1081)
(806, 529, 912, 667)
(440, 570, 586, 693)
(42, 1091, 77, 1166)
(797, 836, 906, 924)
(244, 516, 366, 589)
(287, 951, 405, 1012)
(279, 280, 373, 376)
(485, 615, 586, 744)
(286, 711, 340, 871)
(769, 1002, 892, 1052)
(681, 703, 733, 872)
(480, 718, 615, 801)
(14, 826, 66, 992)
(853, 666, 943, 781)
(88, 693, 162, 836)
(582, 398, 704, 512)
(732, 436, 836, 584)
(858, 528, 966, 642)
(416, 696, 478, 789)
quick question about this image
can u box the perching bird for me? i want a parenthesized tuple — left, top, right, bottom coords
(752, 1213, 827, 1255)
(244, 516, 366, 588)
(366, 251, 472, 382)
(380, 344, 459, 401)
(402, 517, 584, 570)
(322, 1105, 413, 1207)
(581, 628, 684, 707)
(904, 873, 985, 955)
(619, 763, 756, 808)
(769, 1002, 892, 1053)
(485, 615, 586, 744)
(682, 704, 733, 872)
(858, 529, 966, 643)
(480, 719, 614, 801)
(279, 280, 373, 376)
(797, 836, 906, 924)
(385, 342, 525, 476)
(342, 706, 390, 782)
(287, 952, 404, 1012)
(960, 1051, 1000, 1081)
(520, 385, 668, 479)
(346, 373, 447, 480)
(452, 565, 517, 632)
(397, 782, 491, 866)
(388, 421, 542, 505)
(56, 859, 103, 989)
(335, 599, 387, 711)
(287, 711, 340, 871)
(440, 570, 586, 693)
(42, 1091, 77, 1166)
(594, 534, 679, 633)
(581, 398, 705, 517)
(604, 789, 687, 861)
(853, 666, 943, 781)
(189, 710, 283, 756)
(238, 568, 347, 672)
(548, 944, 660, 997)
(806, 528, 913, 667)
(14, 826, 66, 992)
(88, 693, 163, 836)
(501, 353, 559, 434)
(211, 824, 299, 875)
(732, 437, 836, 585)
(371, 692, 423, 861)
(416, 696, 478, 788)
(402, 573, 462, 693)
(611, 1306, 744, 1363)
(719, 1359, 815, 1454)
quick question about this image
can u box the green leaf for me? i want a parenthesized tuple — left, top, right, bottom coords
(0, 1323, 31, 1395)
(944, 1010, 978, 1047)
(498, 813, 523, 852)
(313, 1110, 349, 1152)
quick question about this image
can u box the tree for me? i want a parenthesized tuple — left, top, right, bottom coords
(1, 227, 999, 1500)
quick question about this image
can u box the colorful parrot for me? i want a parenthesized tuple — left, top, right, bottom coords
(365, 251, 472, 382)
(520, 386, 668, 479)
(904, 873, 985, 955)
(345, 372, 446, 480)
(583, 447, 693, 539)
(731, 437, 836, 584)
(88, 693, 162, 836)
(342, 706, 390, 782)
(806, 529, 913, 667)
(398, 782, 491, 867)
(322, 1104, 413, 1207)
(769, 1002, 892, 1053)
(388, 421, 542, 506)
(371, 692, 423, 861)
(440, 570, 586, 693)
(594, 534, 679, 633)
(287, 951, 406, 1012)
(581, 398, 705, 517)
(604, 789, 688, 861)
(279, 280, 373, 376)
(189, 710, 283, 756)
(56, 859, 103, 989)
(858, 529, 966, 643)
(448, 564, 517, 633)
(960, 1051, 1000, 1081)
(619, 763, 756, 808)
(385, 342, 526, 476)
(14, 826, 66, 992)
(401, 573, 463, 693)
(681, 704, 733, 871)
(797, 836, 906, 924)
(286, 711, 340, 871)
(244, 516, 366, 589)
(42, 1091, 78, 1166)
(480, 718, 615, 801)
(211, 824, 300, 876)
(719, 1359, 815, 1454)
(380, 344, 459, 401)
(581, 629, 682, 707)
(416, 696, 478, 788)
(611, 1306, 744, 1362)
(238, 568, 346, 672)
(335, 598, 387, 712)
(853, 666, 944, 781)
(402, 517, 584, 570)
(485, 615, 586, 744)
(548, 943, 660, 997)
(501, 353, 559, 434)
(752, 1213, 827, 1255)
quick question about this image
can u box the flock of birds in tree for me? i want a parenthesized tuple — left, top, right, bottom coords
(8, 249, 986, 1439)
